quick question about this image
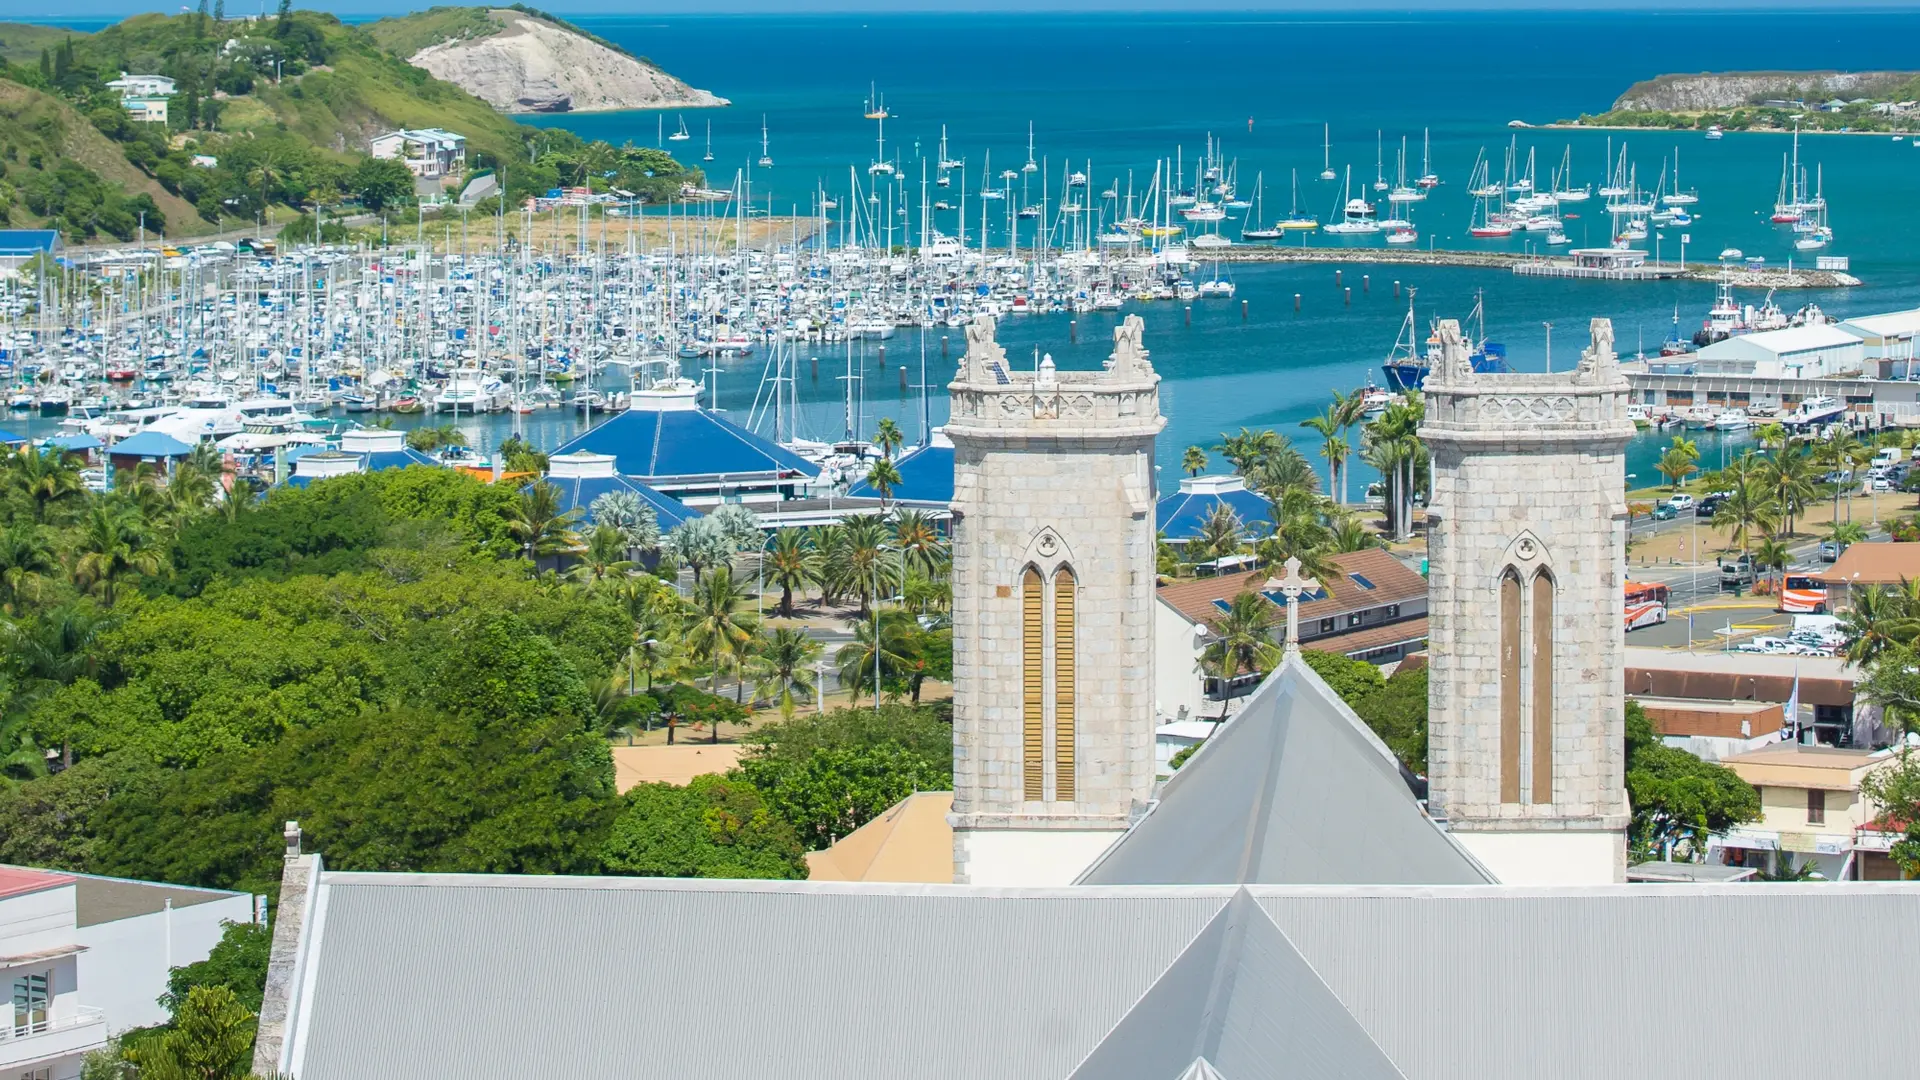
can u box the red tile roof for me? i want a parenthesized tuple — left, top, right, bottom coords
(0, 866, 75, 901)
(1156, 548, 1427, 630)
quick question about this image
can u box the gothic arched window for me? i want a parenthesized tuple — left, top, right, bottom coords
(1022, 566, 1045, 801)
(1053, 566, 1077, 802)
(1498, 568, 1523, 804)
(1530, 569, 1556, 805)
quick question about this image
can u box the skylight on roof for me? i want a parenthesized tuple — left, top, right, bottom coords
(1349, 573, 1377, 590)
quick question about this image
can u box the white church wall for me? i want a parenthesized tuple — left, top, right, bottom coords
(954, 830, 1122, 887)
(1454, 830, 1624, 886)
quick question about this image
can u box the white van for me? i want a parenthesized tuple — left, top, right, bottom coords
(1874, 447, 1904, 467)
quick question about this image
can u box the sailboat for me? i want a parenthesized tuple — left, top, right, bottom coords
(1022, 123, 1039, 174)
(1280, 169, 1318, 230)
(757, 116, 773, 168)
(863, 83, 888, 120)
(1319, 123, 1337, 181)
(1373, 131, 1389, 192)
(1551, 145, 1590, 202)
(1241, 172, 1285, 239)
(1387, 136, 1423, 203)
(869, 102, 894, 176)
(1416, 128, 1440, 189)
(1662, 146, 1697, 206)
(702, 121, 714, 162)
(668, 115, 691, 142)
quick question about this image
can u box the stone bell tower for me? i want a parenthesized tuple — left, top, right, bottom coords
(1420, 317, 1633, 885)
(946, 314, 1164, 886)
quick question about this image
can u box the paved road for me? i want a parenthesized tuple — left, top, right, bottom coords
(1624, 523, 1889, 650)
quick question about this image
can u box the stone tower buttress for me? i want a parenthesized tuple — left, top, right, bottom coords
(1420, 317, 1633, 885)
(946, 314, 1164, 886)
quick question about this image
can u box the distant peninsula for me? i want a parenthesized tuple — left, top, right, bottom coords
(1554, 70, 1920, 134)
(364, 6, 727, 114)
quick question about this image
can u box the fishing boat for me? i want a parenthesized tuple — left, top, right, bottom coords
(1380, 292, 1508, 392)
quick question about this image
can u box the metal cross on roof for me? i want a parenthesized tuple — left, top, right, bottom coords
(1266, 556, 1320, 657)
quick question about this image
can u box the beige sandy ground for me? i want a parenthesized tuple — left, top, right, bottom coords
(414, 212, 819, 255)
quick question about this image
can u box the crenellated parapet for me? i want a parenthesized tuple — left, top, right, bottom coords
(945, 314, 1163, 441)
(1420, 317, 1634, 445)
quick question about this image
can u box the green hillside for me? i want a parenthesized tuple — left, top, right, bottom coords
(0, 8, 700, 244)
(0, 76, 205, 237)
(0, 22, 86, 67)
(363, 5, 643, 65)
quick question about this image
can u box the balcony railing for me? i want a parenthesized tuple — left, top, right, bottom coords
(2, 1005, 106, 1043)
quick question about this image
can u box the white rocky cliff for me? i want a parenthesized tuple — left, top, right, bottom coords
(408, 11, 728, 114)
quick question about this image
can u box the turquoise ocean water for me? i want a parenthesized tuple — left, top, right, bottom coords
(34, 10, 1920, 487)
(519, 10, 1920, 485)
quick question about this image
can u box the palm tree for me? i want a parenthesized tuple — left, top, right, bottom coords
(7, 447, 83, 524)
(1189, 504, 1244, 564)
(1815, 428, 1871, 521)
(1755, 423, 1789, 452)
(1827, 519, 1868, 550)
(1200, 590, 1281, 718)
(588, 490, 660, 556)
(1214, 427, 1285, 476)
(1248, 442, 1320, 503)
(567, 524, 634, 588)
(1300, 406, 1350, 505)
(504, 480, 582, 562)
(1362, 396, 1425, 542)
(834, 614, 912, 708)
(618, 579, 686, 693)
(750, 627, 822, 718)
(763, 528, 819, 617)
(684, 567, 758, 719)
(1840, 583, 1920, 665)
(1656, 437, 1701, 492)
(891, 508, 946, 579)
(1709, 478, 1780, 558)
(1755, 444, 1818, 535)
(864, 456, 903, 509)
(1328, 512, 1380, 554)
(832, 515, 898, 617)
(1182, 445, 1208, 477)
(873, 417, 904, 459)
(662, 517, 730, 584)
(1753, 536, 1791, 599)
(69, 503, 166, 606)
(0, 522, 58, 615)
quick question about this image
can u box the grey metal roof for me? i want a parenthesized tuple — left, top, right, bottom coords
(1255, 885, 1920, 1080)
(1077, 657, 1491, 887)
(1067, 891, 1405, 1080)
(292, 875, 1230, 1080)
(281, 875, 1920, 1080)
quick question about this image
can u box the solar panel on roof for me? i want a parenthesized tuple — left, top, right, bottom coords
(987, 361, 1011, 385)
(1349, 573, 1377, 590)
(1213, 599, 1233, 613)
(1261, 588, 1327, 605)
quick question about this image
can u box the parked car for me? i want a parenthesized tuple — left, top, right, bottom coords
(1668, 494, 1695, 512)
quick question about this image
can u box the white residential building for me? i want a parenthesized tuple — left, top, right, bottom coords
(103, 73, 175, 98)
(2, 868, 107, 1080)
(368, 129, 467, 178)
(1694, 324, 1867, 380)
(2, 865, 256, 1080)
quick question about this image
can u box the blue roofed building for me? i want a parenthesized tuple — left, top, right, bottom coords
(1156, 474, 1276, 545)
(0, 429, 25, 447)
(845, 430, 955, 513)
(541, 451, 700, 532)
(341, 428, 442, 472)
(551, 381, 817, 507)
(0, 229, 59, 272)
(107, 430, 194, 472)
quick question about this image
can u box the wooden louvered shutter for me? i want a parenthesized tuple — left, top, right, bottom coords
(1053, 568, 1076, 802)
(1022, 567, 1045, 801)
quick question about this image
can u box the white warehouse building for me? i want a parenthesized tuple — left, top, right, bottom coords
(1694, 324, 1866, 380)
(1839, 308, 1920, 378)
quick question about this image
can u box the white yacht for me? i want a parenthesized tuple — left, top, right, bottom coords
(433, 370, 509, 414)
(1710, 408, 1751, 431)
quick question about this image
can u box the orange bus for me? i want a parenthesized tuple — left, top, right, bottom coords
(1778, 574, 1829, 614)
(1625, 581, 1672, 607)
